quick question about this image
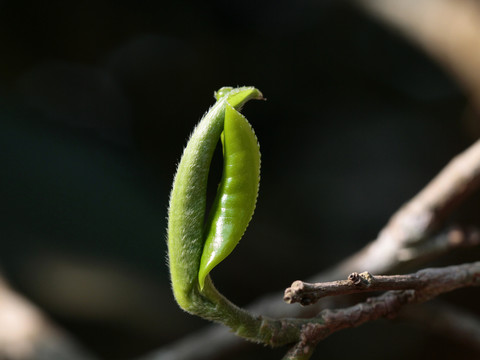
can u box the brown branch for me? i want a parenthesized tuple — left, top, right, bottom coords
(284, 262, 480, 305)
(301, 290, 417, 345)
(292, 261, 480, 351)
(285, 272, 420, 306)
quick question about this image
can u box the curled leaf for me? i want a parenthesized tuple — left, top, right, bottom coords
(198, 102, 261, 289)
(167, 86, 262, 311)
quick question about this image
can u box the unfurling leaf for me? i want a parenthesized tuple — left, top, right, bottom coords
(198, 102, 260, 289)
(167, 86, 262, 311)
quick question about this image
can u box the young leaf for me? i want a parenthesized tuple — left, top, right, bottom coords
(167, 86, 262, 311)
(198, 103, 261, 289)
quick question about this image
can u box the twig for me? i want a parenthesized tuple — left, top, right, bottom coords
(284, 262, 480, 305)
(296, 289, 417, 350)
(288, 261, 480, 352)
(285, 272, 419, 306)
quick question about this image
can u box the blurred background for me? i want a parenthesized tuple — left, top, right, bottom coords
(1, 0, 479, 359)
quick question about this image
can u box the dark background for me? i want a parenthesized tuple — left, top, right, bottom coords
(1, 1, 479, 359)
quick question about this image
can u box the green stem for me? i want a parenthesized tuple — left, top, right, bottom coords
(191, 275, 301, 346)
